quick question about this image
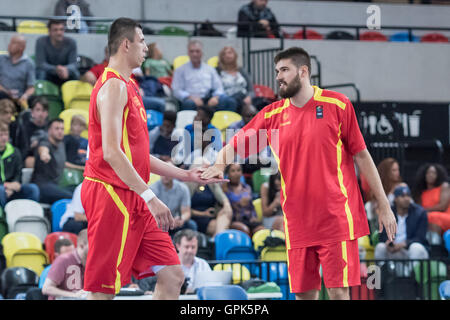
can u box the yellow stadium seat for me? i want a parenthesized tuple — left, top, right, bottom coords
(213, 263, 250, 284)
(17, 20, 48, 34)
(251, 229, 286, 261)
(211, 111, 242, 131)
(61, 80, 93, 110)
(0, 51, 7, 55)
(173, 55, 190, 70)
(149, 174, 161, 185)
(2, 232, 49, 275)
(252, 198, 263, 222)
(260, 246, 287, 262)
(358, 235, 374, 260)
(207, 56, 219, 68)
(59, 109, 89, 139)
(252, 228, 271, 251)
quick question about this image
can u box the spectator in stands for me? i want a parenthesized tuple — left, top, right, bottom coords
(64, 114, 88, 168)
(227, 103, 258, 132)
(54, 238, 75, 259)
(172, 40, 237, 112)
(14, 96, 49, 168)
(223, 163, 264, 236)
(143, 43, 172, 78)
(216, 46, 254, 114)
(0, 98, 18, 144)
(412, 163, 450, 235)
(186, 157, 232, 237)
(60, 183, 87, 235)
(149, 110, 178, 161)
(260, 172, 284, 231)
(374, 185, 429, 261)
(42, 229, 88, 300)
(81, 46, 109, 86)
(35, 19, 79, 86)
(173, 229, 212, 294)
(182, 106, 222, 166)
(0, 34, 35, 109)
(149, 160, 197, 237)
(0, 121, 40, 208)
(237, 0, 280, 38)
(31, 118, 73, 204)
(54, 0, 94, 34)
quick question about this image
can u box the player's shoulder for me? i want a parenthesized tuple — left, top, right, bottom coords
(260, 99, 288, 118)
(315, 87, 350, 110)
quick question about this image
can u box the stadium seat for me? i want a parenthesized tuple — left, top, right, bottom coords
(44, 232, 77, 262)
(214, 229, 257, 261)
(95, 23, 109, 34)
(76, 55, 95, 75)
(47, 99, 65, 120)
(0, 206, 7, 239)
(17, 20, 48, 34)
(291, 29, 323, 40)
(0, 267, 39, 299)
(439, 280, 450, 300)
(252, 198, 263, 222)
(146, 109, 164, 130)
(172, 55, 190, 70)
(251, 169, 271, 195)
(389, 32, 420, 42)
(420, 32, 449, 43)
(207, 56, 219, 68)
(414, 260, 448, 300)
(34, 80, 60, 97)
(59, 109, 89, 139)
(59, 168, 84, 189)
(158, 76, 173, 88)
(253, 84, 276, 101)
(175, 110, 197, 129)
(197, 285, 248, 300)
(326, 30, 355, 40)
(211, 111, 242, 131)
(213, 263, 251, 284)
(444, 229, 450, 255)
(360, 31, 388, 42)
(50, 199, 72, 233)
(61, 80, 93, 110)
(1, 232, 49, 275)
(149, 174, 161, 185)
(358, 235, 374, 260)
(38, 265, 51, 289)
(158, 26, 190, 37)
(252, 229, 286, 261)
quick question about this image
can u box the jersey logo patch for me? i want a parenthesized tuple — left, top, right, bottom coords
(316, 105, 323, 119)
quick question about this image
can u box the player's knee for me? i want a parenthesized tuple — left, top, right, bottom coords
(327, 287, 349, 300)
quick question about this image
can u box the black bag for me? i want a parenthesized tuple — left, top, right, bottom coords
(377, 262, 418, 300)
(196, 20, 224, 37)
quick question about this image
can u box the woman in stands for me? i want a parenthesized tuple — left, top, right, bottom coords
(222, 163, 264, 236)
(413, 163, 450, 235)
(260, 172, 284, 231)
(216, 46, 254, 114)
(142, 42, 172, 78)
(185, 157, 232, 237)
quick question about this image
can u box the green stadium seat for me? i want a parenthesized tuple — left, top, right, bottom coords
(34, 80, 60, 97)
(158, 26, 190, 36)
(59, 168, 84, 188)
(252, 169, 271, 195)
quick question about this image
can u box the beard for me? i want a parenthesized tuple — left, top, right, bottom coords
(278, 74, 302, 99)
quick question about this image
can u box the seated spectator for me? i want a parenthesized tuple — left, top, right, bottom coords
(54, 0, 93, 34)
(143, 42, 172, 78)
(173, 229, 212, 294)
(182, 106, 222, 166)
(172, 40, 237, 112)
(35, 19, 79, 86)
(137, 74, 167, 113)
(216, 46, 254, 114)
(237, 0, 280, 38)
(227, 103, 258, 132)
(223, 163, 264, 236)
(185, 157, 232, 237)
(149, 160, 197, 237)
(260, 172, 284, 231)
(412, 163, 450, 236)
(0, 121, 40, 208)
(374, 185, 429, 261)
(0, 98, 18, 144)
(81, 46, 109, 86)
(42, 229, 88, 300)
(14, 96, 49, 168)
(53, 238, 75, 259)
(60, 183, 87, 235)
(149, 110, 178, 161)
(64, 114, 88, 168)
(0, 34, 35, 109)
(31, 118, 73, 204)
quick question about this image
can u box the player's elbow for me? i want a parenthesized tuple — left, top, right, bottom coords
(102, 145, 120, 165)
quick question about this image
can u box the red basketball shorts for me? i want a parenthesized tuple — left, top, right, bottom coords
(81, 177, 180, 295)
(287, 239, 361, 293)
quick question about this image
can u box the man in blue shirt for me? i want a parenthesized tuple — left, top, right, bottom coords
(172, 40, 236, 112)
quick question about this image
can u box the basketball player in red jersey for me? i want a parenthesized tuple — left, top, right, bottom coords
(81, 18, 226, 300)
(202, 47, 397, 300)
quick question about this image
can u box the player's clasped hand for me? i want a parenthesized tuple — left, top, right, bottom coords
(146, 197, 175, 232)
(187, 166, 229, 185)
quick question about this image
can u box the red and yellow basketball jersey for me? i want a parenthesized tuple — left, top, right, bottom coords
(84, 67, 150, 189)
(230, 86, 370, 248)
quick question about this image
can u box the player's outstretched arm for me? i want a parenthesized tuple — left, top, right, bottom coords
(201, 143, 236, 180)
(354, 148, 397, 242)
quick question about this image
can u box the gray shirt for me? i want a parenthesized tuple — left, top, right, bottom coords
(35, 36, 79, 78)
(0, 54, 35, 97)
(150, 179, 190, 217)
(32, 138, 66, 185)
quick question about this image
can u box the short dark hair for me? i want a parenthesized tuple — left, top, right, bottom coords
(274, 47, 312, 77)
(108, 17, 142, 56)
(47, 118, 64, 130)
(173, 229, 199, 245)
(197, 106, 215, 121)
(47, 19, 65, 29)
(54, 238, 74, 254)
(163, 110, 177, 125)
(30, 96, 49, 111)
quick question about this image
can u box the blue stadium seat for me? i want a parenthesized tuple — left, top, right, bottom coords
(50, 199, 71, 232)
(197, 285, 248, 300)
(443, 229, 450, 255)
(38, 265, 51, 289)
(214, 230, 257, 261)
(146, 110, 164, 130)
(389, 32, 420, 42)
(439, 280, 450, 300)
